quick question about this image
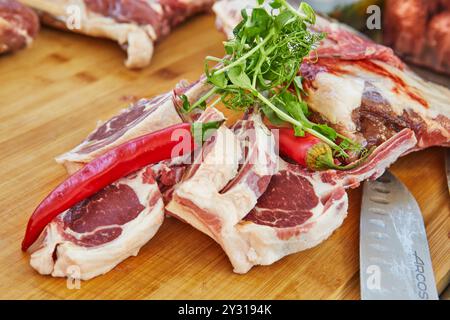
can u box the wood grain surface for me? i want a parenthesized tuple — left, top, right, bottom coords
(0, 15, 448, 300)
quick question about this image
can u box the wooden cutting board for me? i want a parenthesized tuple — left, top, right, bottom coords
(0, 15, 448, 300)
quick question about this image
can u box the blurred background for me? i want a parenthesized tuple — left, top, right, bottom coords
(300, 0, 449, 87)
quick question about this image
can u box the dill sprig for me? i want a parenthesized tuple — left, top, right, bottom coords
(182, 0, 362, 157)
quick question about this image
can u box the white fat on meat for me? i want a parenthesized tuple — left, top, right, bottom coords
(22, 0, 213, 68)
(151, 106, 227, 204)
(302, 59, 450, 150)
(22, 0, 154, 68)
(166, 114, 277, 273)
(307, 72, 365, 131)
(29, 166, 164, 280)
(307, 60, 450, 127)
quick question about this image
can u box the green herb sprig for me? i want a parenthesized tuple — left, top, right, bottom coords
(182, 0, 362, 157)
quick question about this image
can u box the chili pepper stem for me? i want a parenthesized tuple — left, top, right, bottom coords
(307, 143, 374, 171)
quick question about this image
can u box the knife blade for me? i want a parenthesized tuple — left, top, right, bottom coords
(446, 149, 450, 194)
(360, 170, 438, 300)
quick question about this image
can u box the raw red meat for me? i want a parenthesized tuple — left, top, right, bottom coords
(30, 165, 164, 280)
(56, 79, 211, 174)
(23, 0, 213, 68)
(0, 0, 39, 54)
(167, 119, 416, 272)
(384, 0, 450, 75)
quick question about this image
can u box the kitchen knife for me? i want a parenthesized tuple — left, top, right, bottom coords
(360, 170, 438, 300)
(446, 149, 450, 194)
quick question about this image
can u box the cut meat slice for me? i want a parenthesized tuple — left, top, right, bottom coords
(20, 0, 213, 68)
(29, 165, 164, 280)
(239, 159, 349, 266)
(166, 113, 278, 273)
(0, 0, 39, 54)
(169, 127, 416, 273)
(56, 79, 211, 174)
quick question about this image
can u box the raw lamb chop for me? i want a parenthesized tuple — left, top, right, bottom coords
(0, 0, 39, 54)
(213, 0, 450, 151)
(239, 130, 416, 268)
(29, 165, 164, 280)
(168, 128, 417, 273)
(166, 113, 278, 273)
(56, 79, 211, 174)
(19, 0, 213, 68)
(28, 106, 225, 280)
(300, 58, 450, 151)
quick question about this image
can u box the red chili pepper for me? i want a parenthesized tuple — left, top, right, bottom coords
(21, 120, 223, 251)
(278, 128, 369, 171)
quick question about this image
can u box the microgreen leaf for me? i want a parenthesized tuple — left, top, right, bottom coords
(270, 1, 282, 9)
(300, 2, 316, 24)
(185, 0, 358, 158)
(260, 103, 284, 125)
(274, 10, 295, 30)
(233, 10, 248, 38)
(208, 72, 228, 89)
(228, 65, 252, 90)
(245, 8, 272, 39)
(224, 41, 235, 55)
(221, 88, 255, 111)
